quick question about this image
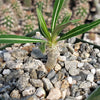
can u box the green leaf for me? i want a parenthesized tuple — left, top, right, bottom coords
(51, 0, 65, 32)
(86, 86, 100, 100)
(39, 42, 46, 53)
(61, 12, 72, 24)
(58, 19, 100, 41)
(0, 35, 46, 43)
(36, 8, 51, 40)
(52, 22, 71, 36)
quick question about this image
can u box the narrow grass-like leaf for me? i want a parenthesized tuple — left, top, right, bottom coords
(52, 19, 80, 37)
(0, 35, 46, 43)
(58, 19, 100, 41)
(86, 86, 100, 100)
(39, 42, 46, 53)
(52, 22, 71, 36)
(61, 12, 72, 24)
(51, 0, 65, 32)
(36, 8, 51, 40)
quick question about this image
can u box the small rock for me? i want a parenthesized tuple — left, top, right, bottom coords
(30, 69, 37, 79)
(55, 63, 61, 71)
(57, 71, 65, 80)
(31, 48, 46, 59)
(94, 48, 99, 54)
(30, 79, 43, 88)
(22, 86, 35, 96)
(91, 68, 96, 75)
(11, 49, 28, 60)
(37, 71, 46, 79)
(6, 61, 23, 69)
(54, 81, 62, 89)
(16, 73, 30, 91)
(61, 80, 69, 89)
(67, 76, 73, 84)
(79, 81, 91, 89)
(36, 87, 46, 98)
(58, 56, 66, 62)
(69, 67, 80, 76)
(3, 52, 11, 61)
(26, 95, 40, 100)
(47, 88, 61, 100)
(3, 93, 10, 100)
(47, 69, 56, 80)
(42, 78, 53, 91)
(78, 62, 84, 68)
(97, 53, 100, 57)
(2, 69, 11, 75)
(51, 76, 58, 84)
(10, 89, 20, 99)
(65, 61, 78, 70)
(87, 73, 94, 82)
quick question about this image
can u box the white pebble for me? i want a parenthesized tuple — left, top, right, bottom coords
(91, 68, 96, 75)
(87, 73, 94, 82)
(67, 76, 72, 84)
(3, 69, 11, 75)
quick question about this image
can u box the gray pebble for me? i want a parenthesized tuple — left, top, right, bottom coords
(79, 81, 91, 89)
(37, 71, 46, 79)
(3, 52, 11, 61)
(30, 69, 37, 79)
(16, 73, 30, 91)
(36, 87, 46, 98)
(30, 79, 43, 88)
(42, 78, 53, 91)
(65, 61, 78, 71)
(47, 69, 56, 80)
(87, 73, 94, 82)
(22, 86, 35, 96)
(31, 48, 46, 59)
(69, 67, 80, 76)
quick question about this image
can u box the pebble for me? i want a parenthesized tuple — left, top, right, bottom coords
(22, 86, 35, 96)
(91, 68, 96, 75)
(42, 78, 53, 91)
(37, 71, 46, 79)
(67, 76, 73, 84)
(61, 80, 69, 89)
(55, 63, 62, 71)
(31, 48, 46, 59)
(65, 61, 78, 70)
(69, 67, 80, 76)
(3, 52, 11, 61)
(78, 62, 84, 68)
(94, 48, 99, 54)
(47, 69, 56, 80)
(30, 69, 37, 79)
(10, 89, 20, 99)
(30, 79, 43, 88)
(16, 73, 30, 91)
(87, 73, 94, 82)
(97, 53, 100, 57)
(6, 61, 23, 69)
(26, 95, 40, 100)
(11, 49, 28, 60)
(36, 87, 46, 98)
(47, 88, 61, 100)
(3, 93, 10, 100)
(79, 81, 91, 89)
(2, 69, 11, 75)
(58, 56, 66, 62)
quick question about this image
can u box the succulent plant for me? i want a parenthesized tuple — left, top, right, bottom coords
(10, 0, 25, 19)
